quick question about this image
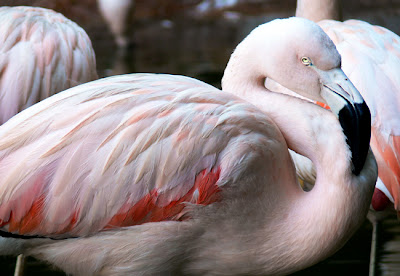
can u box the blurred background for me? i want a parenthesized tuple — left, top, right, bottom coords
(1, 0, 400, 87)
(0, 0, 399, 275)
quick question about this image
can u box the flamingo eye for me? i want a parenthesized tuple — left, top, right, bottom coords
(301, 57, 312, 66)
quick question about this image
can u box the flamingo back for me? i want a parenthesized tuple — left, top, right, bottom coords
(0, 6, 98, 124)
(0, 73, 279, 239)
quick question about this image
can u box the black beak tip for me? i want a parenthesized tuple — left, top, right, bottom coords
(338, 101, 371, 176)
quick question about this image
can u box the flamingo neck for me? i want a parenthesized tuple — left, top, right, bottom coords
(221, 65, 376, 274)
(296, 0, 342, 22)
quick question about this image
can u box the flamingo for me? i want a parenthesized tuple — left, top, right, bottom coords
(97, 0, 134, 49)
(0, 6, 98, 275)
(0, 6, 98, 125)
(0, 18, 376, 275)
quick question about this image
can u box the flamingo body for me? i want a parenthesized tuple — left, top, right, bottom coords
(0, 73, 267, 238)
(0, 18, 377, 275)
(0, 72, 376, 275)
(0, 73, 297, 275)
(0, 6, 98, 124)
(318, 19, 400, 215)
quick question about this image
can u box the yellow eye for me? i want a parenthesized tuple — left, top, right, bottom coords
(301, 57, 312, 66)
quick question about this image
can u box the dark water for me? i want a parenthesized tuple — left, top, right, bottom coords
(0, 3, 400, 275)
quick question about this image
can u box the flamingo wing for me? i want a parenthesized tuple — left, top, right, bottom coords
(0, 6, 97, 124)
(320, 19, 400, 214)
(0, 73, 278, 238)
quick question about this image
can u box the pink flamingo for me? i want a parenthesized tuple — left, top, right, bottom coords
(0, 18, 376, 275)
(0, 6, 98, 125)
(0, 6, 98, 275)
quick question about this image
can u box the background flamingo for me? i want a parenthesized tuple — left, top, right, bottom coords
(0, 6, 98, 125)
(0, 18, 377, 275)
(0, 6, 98, 275)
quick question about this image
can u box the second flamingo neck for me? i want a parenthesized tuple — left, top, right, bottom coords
(296, 0, 343, 22)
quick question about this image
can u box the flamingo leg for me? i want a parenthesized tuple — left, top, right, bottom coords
(14, 254, 25, 276)
(369, 220, 380, 276)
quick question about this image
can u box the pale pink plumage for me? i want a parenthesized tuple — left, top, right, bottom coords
(0, 6, 98, 124)
(0, 18, 377, 275)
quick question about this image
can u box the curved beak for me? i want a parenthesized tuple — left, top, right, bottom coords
(318, 68, 371, 175)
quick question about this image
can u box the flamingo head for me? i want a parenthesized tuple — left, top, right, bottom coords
(225, 17, 372, 175)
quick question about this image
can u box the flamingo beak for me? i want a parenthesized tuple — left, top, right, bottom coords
(318, 68, 371, 175)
